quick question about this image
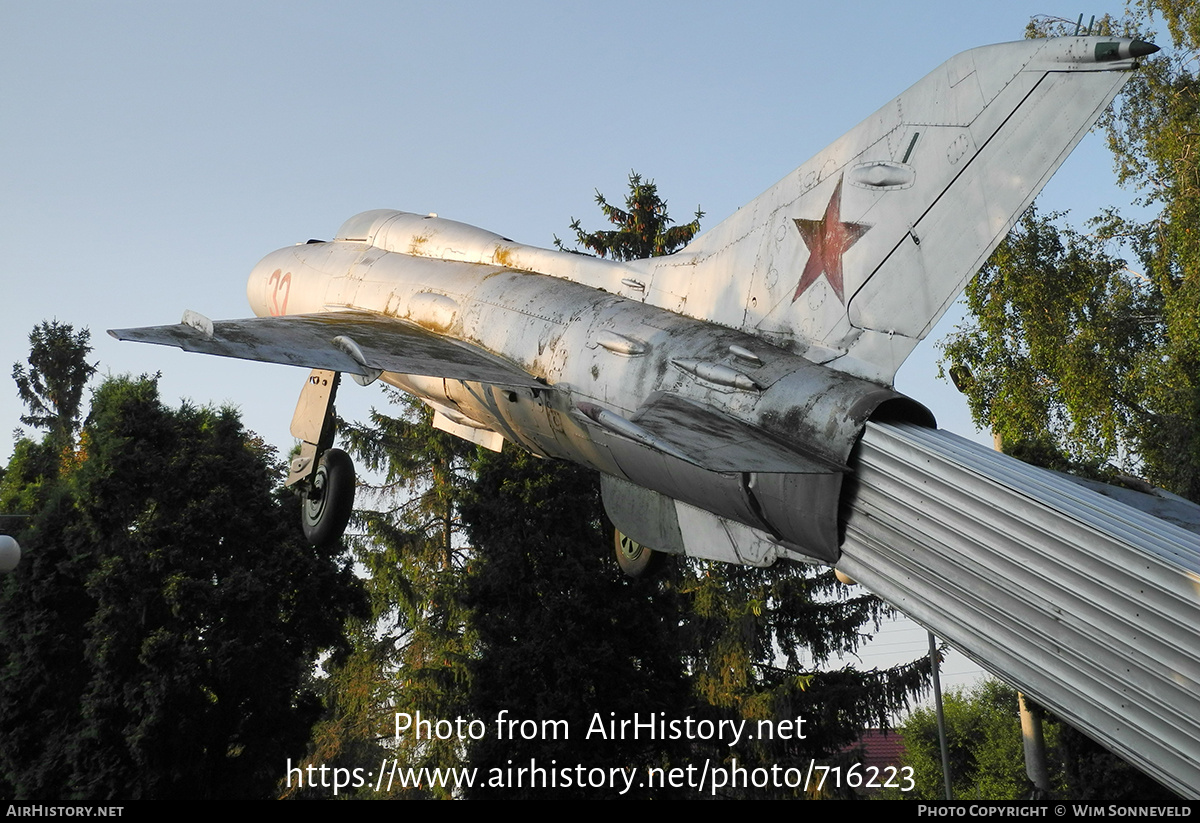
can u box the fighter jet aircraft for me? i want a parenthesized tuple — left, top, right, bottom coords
(111, 36, 1158, 573)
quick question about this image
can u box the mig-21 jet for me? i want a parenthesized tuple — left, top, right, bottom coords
(112, 36, 1157, 573)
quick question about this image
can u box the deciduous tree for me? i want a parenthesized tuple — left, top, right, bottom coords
(895, 680, 1037, 800)
(943, 6, 1200, 501)
(895, 679, 1177, 801)
(11, 321, 96, 451)
(0, 330, 362, 800)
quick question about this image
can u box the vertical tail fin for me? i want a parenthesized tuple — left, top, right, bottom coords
(642, 37, 1152, 383)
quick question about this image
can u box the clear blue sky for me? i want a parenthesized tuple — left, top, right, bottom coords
(5, 0, 1153, 696)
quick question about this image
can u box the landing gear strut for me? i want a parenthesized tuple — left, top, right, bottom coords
(287, 369, 356, 547)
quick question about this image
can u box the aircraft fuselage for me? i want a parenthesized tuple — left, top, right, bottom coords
(246, 213, 932, 562)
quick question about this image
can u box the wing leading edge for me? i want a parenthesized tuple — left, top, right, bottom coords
(108, 310, 547, 390)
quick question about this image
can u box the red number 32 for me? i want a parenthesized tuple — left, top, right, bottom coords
(267, 269, 292, 316)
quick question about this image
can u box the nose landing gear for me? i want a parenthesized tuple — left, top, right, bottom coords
(287, 369, 356, 547)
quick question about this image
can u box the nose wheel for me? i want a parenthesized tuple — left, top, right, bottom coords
(301, 448, 355, 547)
(287, 369, 356, 547)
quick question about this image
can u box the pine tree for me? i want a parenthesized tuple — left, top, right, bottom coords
(555, 171, 703, 259)
(304, 394, 478, 798)
(461, 448, 695, 798)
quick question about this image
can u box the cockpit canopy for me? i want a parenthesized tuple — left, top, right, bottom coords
(335, 210, 409, 243)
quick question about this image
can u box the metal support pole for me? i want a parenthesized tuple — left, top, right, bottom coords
(929, 631, 953, 800)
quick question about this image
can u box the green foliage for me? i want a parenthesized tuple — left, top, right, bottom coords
(555, 171, 703, 260)
(675, 562, 931, 797)
(943, 4, 1200, 501)
(1100, 0, 1200, 500)
(1055, 722, 1179, 801)
(895, 679, 1178, 801)
(895, 680, 1034, 801)
(0, 347, 363, 800)
(938, 206, 1146, 464)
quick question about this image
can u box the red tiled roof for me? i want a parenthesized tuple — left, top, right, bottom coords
(847, 728, 906, 769)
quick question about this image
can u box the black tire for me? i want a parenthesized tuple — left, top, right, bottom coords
(614, 529, 660, 578)
(301, 448, 355, 547)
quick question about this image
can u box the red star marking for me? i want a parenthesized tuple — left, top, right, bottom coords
(792, 176, 870, 303)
